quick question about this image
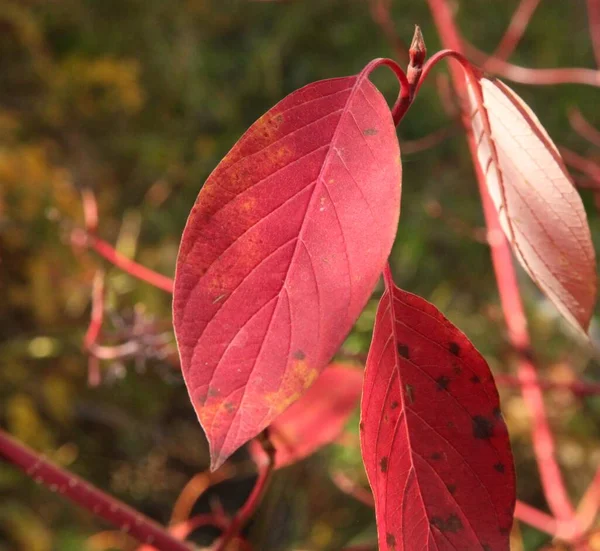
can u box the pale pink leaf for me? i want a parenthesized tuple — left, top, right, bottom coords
(468, 76, 597, 332)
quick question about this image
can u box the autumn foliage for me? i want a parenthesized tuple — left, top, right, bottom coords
(2, 2, 600, 551)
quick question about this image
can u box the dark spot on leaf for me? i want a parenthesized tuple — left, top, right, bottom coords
(293, 349, 306, 360)
(446, 483, 457, 494)
(384, 414, 389, 422)
(224, 401, 236, 413)
(197, 393, 208, 405)
(363, 127, 378, 136)
(430, 452, 443, 461)
(483, 545, 492, 551)
(472, 415, 494, 440)
(391, 401, 399, 410)
(397, 344, 410, 359)
(493, 406, 502, 419)
(208, 388, 220, 397)
(380, 456, 388, 473)
(447, 421, 455, 429)
(499, 527, 510, 535)
(359, 422, 364, 431)
(470, 375, 481, 384)
(405, 384, 414, 404)
(449, 342, 460, 355)
(494, 462, 505, 473)
(453, 365, 461, 374)
(436, 375, 451, 391)
(431, 514, 463, 533)
(386, 533, 396, 548)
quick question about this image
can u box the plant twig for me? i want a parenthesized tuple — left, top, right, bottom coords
(425, 0, 576, 523)
(496, 374, 600, 397)
(214, 431, 276, 551)
(89, 235, 174, 293)
(367, 0, 409, 63)
(587, 0, 600, 68)
(84, 270, 105, 386)
(568, 108, 600, 149)
(464, 42, 600, 88)
(0, 429, 192, 551)
(487, 0, 542, 63)
(559, 146, 600, 182)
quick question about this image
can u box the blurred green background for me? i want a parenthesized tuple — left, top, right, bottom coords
(1, 1, 599, 550)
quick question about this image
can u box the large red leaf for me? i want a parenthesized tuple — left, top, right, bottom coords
(360, 280, 515, 551)
(174, 71, 402, 470)
(250, 364, 363, 469)
(468, 76, 597, 333)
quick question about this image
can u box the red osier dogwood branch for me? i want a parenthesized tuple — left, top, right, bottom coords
(2, 6, 600, 551)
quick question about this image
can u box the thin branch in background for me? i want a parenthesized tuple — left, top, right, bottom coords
(426, 0, 577, 527)
(587, 0, 600, 68)
(169, 467, 235, 525)
(330, 470, 375, 508)
(559, 146, 600, 182)
(74, 189, 174, 293)
(435, 73, 460, 117)
(82, 188, 99, 233)
(487, 0, 542, 63)
(575, 468, 600, 537)
(0, 429, 192, 551)
(214, 431, 276, 551)
(400, 123, 459, 154)
(89, 236, 174, 293)
(568, 108, 600, 149)
(465, 43, 600, 87)
(514, 501, 558, 537)
(496, 374, 600, 397)
(84, 270, 106, 386)
(367, 0, 409, 63)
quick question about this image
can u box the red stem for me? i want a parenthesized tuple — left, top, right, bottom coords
(568, 108, 600, 149)
(465, 43, 600, 87)
(496, 375, 600, 397)
(426, 0, 576, 523)
(514, 501, 558, 536)
(0, 429, 192, 551)
(214, 433, 276, 551)
(90, 236, 174, 293)
(559, 146, 600, 183)
(587, 0, 600, 68)
(368, 0, 409, 63)
(488, 0, 542, 63)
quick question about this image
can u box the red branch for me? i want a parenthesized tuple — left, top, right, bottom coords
(496, 375, 600, 397)
(84, 270, 105, 386)
(425, 0, 577, 524)
(559, 146, 600, 183)
(367, 0, 409, 63)
(488, 0, 542, 63)
(568, 108, 600, 149)
(588, 0, 600, 68)
(0, 429, 192, 551)
(214, 432, 276, 551)
(90, 236, 174, 293)
(464, 45, 600, 88)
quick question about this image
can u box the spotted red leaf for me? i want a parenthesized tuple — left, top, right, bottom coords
(250, 364, 363, 469)
(468, 76, 597, 333)
(174, 69, 402, 470)
(360, 279, 515, 551)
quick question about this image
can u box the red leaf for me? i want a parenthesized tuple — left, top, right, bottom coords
(250, 364, 363, 469)
(360, 279, 515, 551)
(174, 71, 402, 470)
(468, 76, 597, 332)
